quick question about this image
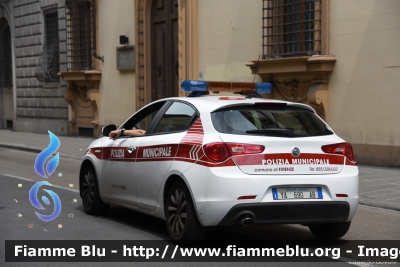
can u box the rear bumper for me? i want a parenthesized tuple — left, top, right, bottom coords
(217, 201, 350, 226)
(180, 161, 358, 226)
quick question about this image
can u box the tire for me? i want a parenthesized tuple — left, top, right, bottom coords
(81, 164, 109, 215)
(309, 221, 351, 239)
(165, 181, 207, 240)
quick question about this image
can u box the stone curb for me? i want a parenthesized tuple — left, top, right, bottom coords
(0, 143, 82, 160)
(359, 197, 400, 213)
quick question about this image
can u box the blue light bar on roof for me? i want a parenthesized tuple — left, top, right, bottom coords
(255, 82, 272, 94)
(181, 80, 208, 92)
(181, 80, 272, 94)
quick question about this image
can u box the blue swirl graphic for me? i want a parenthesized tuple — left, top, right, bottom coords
(42, 196, 50, 205)
(29, 181, 62, 222)
(34, 131, 60, 178)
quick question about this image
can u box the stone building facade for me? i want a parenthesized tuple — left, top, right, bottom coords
(2, 0, 399, 166)
(0, 0, 68, 135)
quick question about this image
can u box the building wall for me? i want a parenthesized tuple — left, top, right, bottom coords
(197, 0, 400, 166)
(98, 0, 136, 128)
(329, 0, 400, 166)
(197, 0, 262, 82)
(13, 0, 68, 135)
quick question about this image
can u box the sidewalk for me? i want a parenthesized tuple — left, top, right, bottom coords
(0, 129, 399, 212)
(0, 129, 93, 160)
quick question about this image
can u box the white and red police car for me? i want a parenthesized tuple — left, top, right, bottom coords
(79, 80, 358, 240)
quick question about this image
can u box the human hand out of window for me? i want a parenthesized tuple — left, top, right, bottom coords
(109, 129, 146, 140)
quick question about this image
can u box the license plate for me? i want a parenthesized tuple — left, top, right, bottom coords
(272, 187, 322, 200)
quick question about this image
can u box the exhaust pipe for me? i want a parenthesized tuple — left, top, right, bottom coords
(241, 217, 252, 226)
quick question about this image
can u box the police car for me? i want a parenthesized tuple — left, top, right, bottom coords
(79, 80, 359, 240)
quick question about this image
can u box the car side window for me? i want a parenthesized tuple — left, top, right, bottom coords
(122, 101, 167, 132)
(153, 101, 196, 134)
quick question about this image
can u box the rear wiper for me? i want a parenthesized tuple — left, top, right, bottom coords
(246, 129, 294, 136)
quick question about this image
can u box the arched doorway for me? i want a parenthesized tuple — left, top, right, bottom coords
(0, 18, 13, 129)
(150, 0, 179, 101)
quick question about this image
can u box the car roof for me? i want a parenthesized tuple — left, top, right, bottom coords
(157, 96, 316, 113)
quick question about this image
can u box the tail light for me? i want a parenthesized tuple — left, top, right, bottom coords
(226, 143, 265, 155)
(203, 142, 264, 162)
(203, 143, 230, 162)
(321, 142, 355, 162)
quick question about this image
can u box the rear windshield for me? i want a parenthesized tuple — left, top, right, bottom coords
(211, 105, 333, 137)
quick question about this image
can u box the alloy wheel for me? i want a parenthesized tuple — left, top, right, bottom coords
(82, 170, 95, 210)
(167, 188, 187, 236)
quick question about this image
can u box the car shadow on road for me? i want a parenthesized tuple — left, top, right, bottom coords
(74, 204, 325, 241)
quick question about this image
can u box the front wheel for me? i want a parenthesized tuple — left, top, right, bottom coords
(81, 164, 109, 215)
(165, 181, 207, 240)
(309, 221, 351, 239)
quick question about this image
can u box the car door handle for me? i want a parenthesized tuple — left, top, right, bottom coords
(126, 146, 136, 153)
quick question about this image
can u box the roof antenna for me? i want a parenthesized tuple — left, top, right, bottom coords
(246, 55, 261, 99)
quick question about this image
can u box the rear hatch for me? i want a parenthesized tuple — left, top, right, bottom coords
(211, 103, 354, 175)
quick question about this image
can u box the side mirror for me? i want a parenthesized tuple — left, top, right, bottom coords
(102, 124, 117, 137)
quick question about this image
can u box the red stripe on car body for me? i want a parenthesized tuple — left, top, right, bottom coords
(181, 118, 204, 145)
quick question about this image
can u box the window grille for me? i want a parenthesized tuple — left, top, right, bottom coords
(66, 0, 95, 70)
(0, 20, 12, 87)
(36, 11, 60, 82)
(262, 0, 321, 58)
